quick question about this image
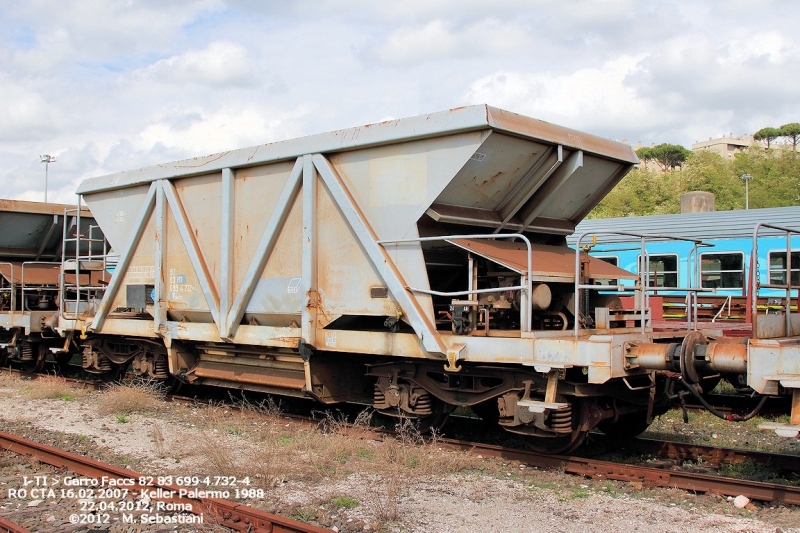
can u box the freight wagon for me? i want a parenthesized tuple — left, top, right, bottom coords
(3, 106, 799, 449)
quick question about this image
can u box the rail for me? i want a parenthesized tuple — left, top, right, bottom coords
(377, 233, 534, 332)
(574, 231, 717, 335)
(751, 222, 800, 338)
(0, 430, 331, 533)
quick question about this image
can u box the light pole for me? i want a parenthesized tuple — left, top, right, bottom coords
(741, 173, 753, 210)
(40, 155, 56, 203)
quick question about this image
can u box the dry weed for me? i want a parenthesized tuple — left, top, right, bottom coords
(0, 370, 20, 388)
(366, 472, 402, 524)
(22, 375, 90, 401)
(150, 424, 166, 457)
(97, 379, 166, 415)
(183, 404, 313, 487)
(193, 431, 242, 475)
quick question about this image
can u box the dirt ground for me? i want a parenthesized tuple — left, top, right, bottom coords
(0, 374, 797, 533)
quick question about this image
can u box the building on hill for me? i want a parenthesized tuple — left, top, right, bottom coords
(691, 134, 755, 159)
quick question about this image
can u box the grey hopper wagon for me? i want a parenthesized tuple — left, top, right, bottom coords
(71, 105, 798, 450)
(0, 200, 107, 371)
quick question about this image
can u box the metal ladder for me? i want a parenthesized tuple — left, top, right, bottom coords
(59, 202, 109, 320)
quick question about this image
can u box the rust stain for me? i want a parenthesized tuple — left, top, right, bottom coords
(175, 151, 231, 169)
(247, 146, 260, 162)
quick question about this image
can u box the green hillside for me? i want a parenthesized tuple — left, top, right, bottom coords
(588, 148, 800, 219)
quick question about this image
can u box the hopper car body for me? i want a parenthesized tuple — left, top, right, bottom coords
(2, 106, 799, 447)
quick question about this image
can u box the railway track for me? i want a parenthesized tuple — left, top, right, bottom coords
(4, 367, 799, 508)
(0, 430, 331, 533)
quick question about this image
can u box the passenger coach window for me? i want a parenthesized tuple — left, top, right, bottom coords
(638, 254, 678, 287)
(700, 252, 744, 289)
(769, 251, 800, 285)
(595, 256, 619, 286)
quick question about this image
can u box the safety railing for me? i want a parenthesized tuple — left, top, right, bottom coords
(751, 222, 800, 339)
(0, 262, 14, 312)
(376, 234, 534, 332)
(0, 262, 64, 313)
(574, 231, 717, 335)
(20, 262, 60, 311)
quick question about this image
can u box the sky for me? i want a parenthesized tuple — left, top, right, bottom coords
(1, 0, 798, 204)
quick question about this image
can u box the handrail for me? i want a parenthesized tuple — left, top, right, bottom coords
(574, 231, 716, 336)
(751, 222, 800, 338)
(0, 262, 14, 312)
(376, 233, 534, 332)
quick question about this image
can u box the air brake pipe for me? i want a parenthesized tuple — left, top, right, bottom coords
(679, 377, 768, 422)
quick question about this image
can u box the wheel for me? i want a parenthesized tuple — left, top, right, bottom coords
(597, 411, 651, 439)
(378, 397, 454, 433)
(415, 400, 454, 432)
(164, 374, 186, 395)
(99, 362, 128, 383)
(525, 399, 590, 454)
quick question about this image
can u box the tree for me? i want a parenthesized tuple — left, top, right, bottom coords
(587, 167, 682, 218)
(650, 143, 691, 170)
(635, 146, 654, 169)
(683, 151, 743, 210)
(754, 127, 782, 149)
(781, 122, 800, 151)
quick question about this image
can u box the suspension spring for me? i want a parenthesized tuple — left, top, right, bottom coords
(549, 407, 573, 434)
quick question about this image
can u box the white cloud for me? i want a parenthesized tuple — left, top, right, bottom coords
(138, 41, 255, 87)
(0, 79, 66, 142)
(2, 0, 800, 205)
(720, 31, 794, 66)
(136, 104, 312, 156)
(464, 55, 658, 131)
(366, 19, 529, 66)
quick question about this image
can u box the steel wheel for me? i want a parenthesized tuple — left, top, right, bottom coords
(597, 411, 651, 439)
(525, 399, 590, 454)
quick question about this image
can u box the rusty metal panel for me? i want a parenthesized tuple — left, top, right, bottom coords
(315, 164, 399, 324)
(448, 238, 638, 281)
(754, 313, 800, 339)
(747, 337, 800, 394)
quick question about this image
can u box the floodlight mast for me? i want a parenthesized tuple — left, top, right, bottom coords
(40, 155, 56, 203)
(741, 173, 753, 210)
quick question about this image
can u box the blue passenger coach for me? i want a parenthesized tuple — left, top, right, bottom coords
(567, 206, 800, 298)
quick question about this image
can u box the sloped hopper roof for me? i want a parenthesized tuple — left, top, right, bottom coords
(0, 200, 100, 262)
(447, 239, 638, 283)
(77, 105, 637, 241)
